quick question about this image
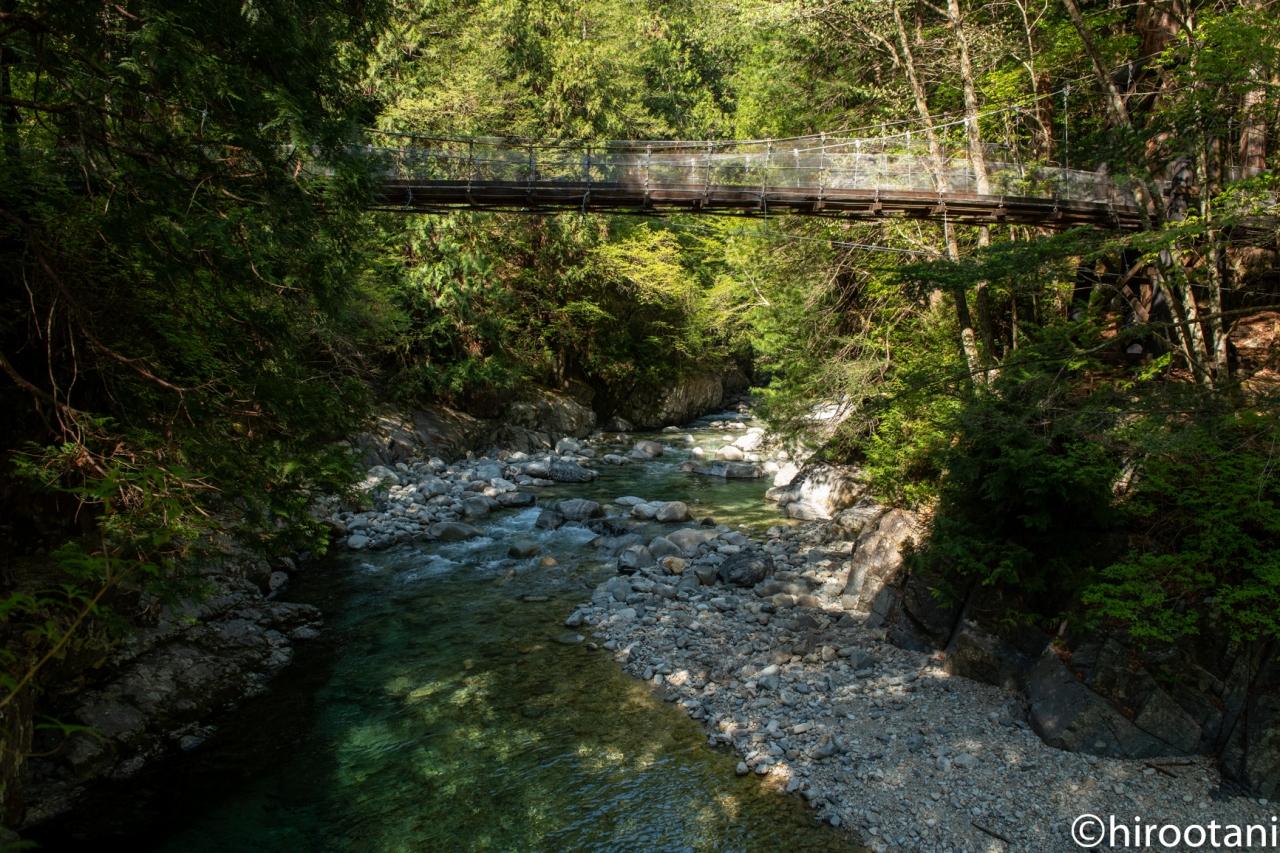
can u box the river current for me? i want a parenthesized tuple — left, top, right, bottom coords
(41, 414, 859, 851)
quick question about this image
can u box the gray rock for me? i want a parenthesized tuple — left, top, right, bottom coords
(617, 545, 654, 574)
(691, 461, 765, 479)
(1025, 649, 1171, 759)
(1133, 688, 1203, 754)
(693, 564, 719, 585)
(655, 501, 690, 523)
(554, 437, 582, 454)
(606, 576, 632, 602)
(718, 552, 774, 587)
(461, 496, 492, 519)
(508, 540, 541, 558)
(547, 460, 598, 483)
(555, 498, 603, 521)
(496, 491, 536, 508)
(605, 416, 635, 432)
(767, 463, 867, 520)
(346, 533, 370, 550)
(505, 389, 596, 438)
(535, 509, 566, 530)
(648, 536, 682, 560)
(428, 521, 482, 542)
(617, 374, 725, 429)
(632, 440, 665, 458)
(667, 527, 719, 555)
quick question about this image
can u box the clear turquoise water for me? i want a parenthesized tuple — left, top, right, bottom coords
(39, 423, 860, 852)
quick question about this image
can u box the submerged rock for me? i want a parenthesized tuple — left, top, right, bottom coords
(631, 440, 665, 458)
(555, 498, 604, 521)
(508, 540, 541, 558)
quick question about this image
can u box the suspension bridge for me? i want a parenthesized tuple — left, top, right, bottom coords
(364, 132, 1147, 229)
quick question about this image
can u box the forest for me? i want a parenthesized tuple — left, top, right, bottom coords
(1, 0, 1278, 847)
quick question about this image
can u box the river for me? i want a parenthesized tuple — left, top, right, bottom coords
(36, 413, 860, 851)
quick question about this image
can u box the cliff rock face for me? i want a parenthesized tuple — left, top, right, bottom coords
(504, 389, 597, 439)
(617, 374, 725, 429)
(831, 497, 1280, 800)
(355, 406, 489, 466)
(21, 558, 322, 827)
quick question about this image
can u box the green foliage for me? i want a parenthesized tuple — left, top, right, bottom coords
(1084, 408, 1280, 645)
(0, 0, 385, 711)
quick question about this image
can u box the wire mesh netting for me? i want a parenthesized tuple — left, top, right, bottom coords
(366, 133, 1136, 206)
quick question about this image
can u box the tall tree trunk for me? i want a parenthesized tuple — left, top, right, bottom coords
(0, 0, 19, 160)
(891, 0, 983, 383)
(1239, 0, 1268, 178)
(1061, 0, 1214, 388)
(947, 0, 998, 369)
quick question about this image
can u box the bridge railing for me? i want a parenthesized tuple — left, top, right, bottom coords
(364, 133, 1136, 208)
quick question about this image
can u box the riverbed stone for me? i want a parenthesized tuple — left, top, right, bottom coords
(659, 556, 687, 575)
(667, 527, 718, 554)
(717, 552, 773, 587)
(555, 498, 604, 521)
(461, 496, 492, 519)
(617, 545, 653, 574)
(535, 509, 566, 530)
(547, 460, 598, 483)
(655, 501, 690, 523)
(648, 536, 682, 560)
(508, 540, 541, 558)
(429, 521, 482, 541)
(632, 440, 664, 458)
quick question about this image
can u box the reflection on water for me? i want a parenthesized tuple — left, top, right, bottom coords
(40, 423, 861, 852)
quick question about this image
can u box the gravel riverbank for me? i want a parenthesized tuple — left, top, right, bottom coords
(573, 519, 1277, 852)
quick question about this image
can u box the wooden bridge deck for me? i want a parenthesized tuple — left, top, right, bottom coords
(375, 179, 1143, 229)
(362, 134, 1155, 228)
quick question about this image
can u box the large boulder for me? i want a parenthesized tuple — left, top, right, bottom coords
(821, 502, 885, 542)
(733, 429, 766, 452)
(717, 553, 774, 587)
(505, 389, 596, 438)
(487, 424, 553, 454)
(355, 406, 489, 467)
(1220, 651, 1280, 799)
(648, 536, 682, 560)
(767, 463, 867, 520)
(771, 461, 801, 488)
(617, 545, 653, 574)
(944, 622, 1038, 691)
(1025, 650, 1183, 759)
(654, 501, 690, 523)
(429, 522, 482, 541)
(617, 374, 725, 429)
(546, 460, 598, 483)
(555, 499, 603, 521)
(534, 509, 566, 530)
(631, 440, 664, 458)
(689, 461, 764, 479)
(842, 508, 919, 616)
(667, 527, 719, 555)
